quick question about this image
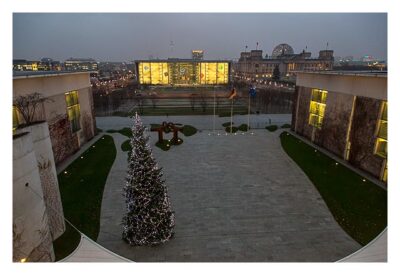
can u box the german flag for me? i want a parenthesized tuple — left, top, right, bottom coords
(228, 87, 237, 100)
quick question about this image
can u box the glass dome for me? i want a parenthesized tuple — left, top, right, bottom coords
(272, 44, 294, 57)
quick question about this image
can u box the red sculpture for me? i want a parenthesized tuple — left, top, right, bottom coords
(151, 122, 184, 144)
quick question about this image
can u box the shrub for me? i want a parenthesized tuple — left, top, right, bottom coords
(222, 122, 233, 127)
(238, 124, 249, 132)
(266, 125, 278, 132)
(121, 140, 132, 152)
(281, 124, 291, 129)
(181, 125, 197, 136)
(155, 139, 171, 151)
(225, 126, 238, 133)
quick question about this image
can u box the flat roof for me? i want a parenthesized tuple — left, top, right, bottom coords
(296, 70, 387, 78)
(13, 70, 94, 79)
(135, 59, 231, 63)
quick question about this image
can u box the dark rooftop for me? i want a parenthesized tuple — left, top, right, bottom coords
(297, 70, 387, 77)
(135, 59, 231, 63)
(13, 70, 93, 79)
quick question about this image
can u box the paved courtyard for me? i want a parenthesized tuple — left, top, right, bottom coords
(96, 116, 361, 262)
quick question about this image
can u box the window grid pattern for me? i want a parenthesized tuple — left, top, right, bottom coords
(65, 91, 81, 133)
(375, 101, 387, 158)
(308, 89, 328, 129)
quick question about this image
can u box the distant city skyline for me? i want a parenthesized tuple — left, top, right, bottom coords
(13, 13, 387, 62)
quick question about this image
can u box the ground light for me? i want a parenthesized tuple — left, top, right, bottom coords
(20, 258, 27, 263)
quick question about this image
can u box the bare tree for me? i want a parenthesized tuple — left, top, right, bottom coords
(13, 93, 49, 126)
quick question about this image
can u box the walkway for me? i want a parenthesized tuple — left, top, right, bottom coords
(96, 126, 361, 262)
(61, 234, 130, 262)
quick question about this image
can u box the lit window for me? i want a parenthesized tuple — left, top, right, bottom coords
(65, 91, 81, 132)
(374, 101, 387, 158)
(13, 106, 20, 131)
(308, 89, 328, 129)
(382, 162, 387, 183)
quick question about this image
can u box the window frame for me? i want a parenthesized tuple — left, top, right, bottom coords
(65, 91, 81, 133)
(308, 88, 328, 129)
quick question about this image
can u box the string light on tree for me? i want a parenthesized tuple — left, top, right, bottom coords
(122, 113, 175, 246)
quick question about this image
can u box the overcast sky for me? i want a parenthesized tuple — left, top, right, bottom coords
(13, 13, 387, 62)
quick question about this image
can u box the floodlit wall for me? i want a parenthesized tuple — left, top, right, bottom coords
(13, 73, 95, 164)
(293, 73, 387, 182)
(13, 129, 55, 262)
(137, 61, 230, 86)
(15, 122, 66, 241)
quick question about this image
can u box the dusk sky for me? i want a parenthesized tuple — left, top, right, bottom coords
(13, 13, 387, 62)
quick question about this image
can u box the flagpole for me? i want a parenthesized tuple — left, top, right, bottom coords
(230, 97, 233, 134)
(247, 91, 251, 131)
(213, 86, 216, 134)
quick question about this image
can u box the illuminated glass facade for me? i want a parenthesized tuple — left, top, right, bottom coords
(309, 89, 328, 129)
(65, 91, 81, 132)
(137, 61, 230, 86)
(375, 101, 387, 158)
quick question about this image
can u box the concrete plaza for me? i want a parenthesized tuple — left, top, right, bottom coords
(96, 116, 361, 262)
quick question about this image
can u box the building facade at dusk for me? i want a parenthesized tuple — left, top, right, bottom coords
(136, 59, 230, 86)
(13, 71, 97, 164)
(292, 71, 387, 183)
(234, 43, 334, 80)
(64, 58, 98, 71)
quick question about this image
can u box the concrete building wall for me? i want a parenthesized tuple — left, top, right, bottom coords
(13, 130, 55, 262)
(293, 86, 313, 139)
(292, 72, 387, 182)
(15, 122, 66, 240)
(314, 92, 354, 157)
(13, 72, 90, 98)
(296, 73, 387, 101)
(14, 72, 96, 164)
(348, 96, 385, 178)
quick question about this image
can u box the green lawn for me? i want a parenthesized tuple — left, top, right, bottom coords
(53, 135, 117, 260)
(280, 132, 387, 245)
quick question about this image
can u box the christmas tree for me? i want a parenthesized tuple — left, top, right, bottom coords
(122, 113, 175, 246)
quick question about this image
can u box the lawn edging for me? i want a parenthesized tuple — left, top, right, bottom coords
(279, 131, 387, 246)
(53, 135, 117, 261)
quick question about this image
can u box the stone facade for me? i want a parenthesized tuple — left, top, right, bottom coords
(48, 115, 80, 164)
(292, 72, 387, 182)
(293, 86, 313, 139)
(13, 72, 96, 164)
(314, 92, 354, 158)
(13, 122, 66, 262)
(234, 46, 334, 79)
(348, 96, 385, 178)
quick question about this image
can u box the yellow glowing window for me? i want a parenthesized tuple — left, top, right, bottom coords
(375, 101, 387, 158)
(382, 162, 387, 182)
(308, 89, 327, 129)
(65, 91, 81, 132)
(13, 106, 20, 131)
